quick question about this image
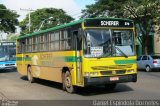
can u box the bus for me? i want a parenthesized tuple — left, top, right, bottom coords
(0, 42, 16, 70)
(16, 18, 137, 93)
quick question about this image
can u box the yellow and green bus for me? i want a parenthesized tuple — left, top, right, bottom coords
(16, 18, 137, 93)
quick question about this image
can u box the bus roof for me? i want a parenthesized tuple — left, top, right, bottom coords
(17, 17, 133, 40)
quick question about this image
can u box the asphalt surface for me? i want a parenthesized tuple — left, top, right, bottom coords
(0, 69, 160, 105)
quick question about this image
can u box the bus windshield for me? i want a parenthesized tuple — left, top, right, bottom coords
(0, 43, 16, 61)
(84, 29, 135, 58)
(0, 54, 9, 61)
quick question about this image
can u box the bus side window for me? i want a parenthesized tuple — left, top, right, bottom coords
(18, 40, 25, 53)
(18, 41, 21, 53)
(22, 41, 25, 53)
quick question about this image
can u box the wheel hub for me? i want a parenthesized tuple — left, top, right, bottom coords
(65, 77, 71, 88)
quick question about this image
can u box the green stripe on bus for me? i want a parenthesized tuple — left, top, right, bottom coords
(16, 57, 23, 61)
(54, 56, 81, 62)
(65, 56, 81, 62)
(114, 59, 136, 65)
(16, 57, 32, 61)
(16, 56, 81, 62)
(24, 57, 32, 61)
(64, 56, 76, 62)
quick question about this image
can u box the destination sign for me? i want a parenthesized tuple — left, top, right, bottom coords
(84, 19, 134, 27)
(0, 42, 15, 46)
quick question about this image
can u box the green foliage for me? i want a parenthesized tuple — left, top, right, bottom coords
(82, 0, 160, 54)
(81, 0, 128, 18)
(6, 34, 17, 41)
(0, 4, 19, 33)
(20, 8, 74, 34)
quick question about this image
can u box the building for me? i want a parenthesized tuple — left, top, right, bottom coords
(154, 26, 160, 55)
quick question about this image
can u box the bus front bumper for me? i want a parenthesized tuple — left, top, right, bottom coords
(84, 74, 137, 86)
(0, 66, 16, 70)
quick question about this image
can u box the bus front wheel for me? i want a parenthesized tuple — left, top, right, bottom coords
(27, 66, 34, 83)
(63, 71, 74, 93)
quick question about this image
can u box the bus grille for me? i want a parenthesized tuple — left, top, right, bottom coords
(100, 70, 126, 75)
(5, 64, 15, 66)
(91, 65, 132, 70)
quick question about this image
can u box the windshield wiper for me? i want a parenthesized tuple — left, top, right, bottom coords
(115, 46, 128, 58)
(97, 46, 128, 59)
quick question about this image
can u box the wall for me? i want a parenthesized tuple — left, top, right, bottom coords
(154, 26, 160, 55)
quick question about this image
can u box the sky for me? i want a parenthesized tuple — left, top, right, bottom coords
(0, 0, 95, 21)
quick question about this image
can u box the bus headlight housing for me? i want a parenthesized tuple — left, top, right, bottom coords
(90, 72, 98, 76)
(84, 72, 98, 77)
(127, 69, 134, 73)
(84, 72, 90, 77)
(0, 64, 4, 66)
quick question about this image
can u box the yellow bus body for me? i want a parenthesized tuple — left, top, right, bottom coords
(16, 51, 137, 87)
(16, 18, 137, 90)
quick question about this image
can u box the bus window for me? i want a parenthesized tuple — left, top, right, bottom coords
(112, 30, 134, 56)
(73, 31, 82, 51)
(60, 30, 71, 50)
(84, 29, 111, 58)
(54, 32, 60, 50)
(65, 30, 71, 50)
(17, 40, 25, 53)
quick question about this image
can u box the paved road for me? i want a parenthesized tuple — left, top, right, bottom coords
(0, 69, 160, 101)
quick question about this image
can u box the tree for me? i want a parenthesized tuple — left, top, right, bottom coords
(81, 0, 128, 18)
(123, 0, 160, 55)
(20, 8, 74, 34)
(6, 34, 17, 41)
(82, 0, 160, 55)
(0, 4, 19, 33)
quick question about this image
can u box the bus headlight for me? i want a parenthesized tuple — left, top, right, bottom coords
(127, 69, 134, 73)
(84, 72, 98, 76)
(84, 72, 90, 77)
(90, 72, 98, 76)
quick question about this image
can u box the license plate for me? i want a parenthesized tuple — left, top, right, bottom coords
(110, 77, 119, 81)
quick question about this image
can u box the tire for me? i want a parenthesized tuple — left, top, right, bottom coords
(145, 65, 151, 72)
(27, 66, 35, 83)
(104, 83, 117, 90)
(62, 72, 65, 90)
(63, 71, 75, 93)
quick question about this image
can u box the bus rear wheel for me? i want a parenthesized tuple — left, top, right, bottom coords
(63, 71, 74, 93)
(27, 66, 34, 83)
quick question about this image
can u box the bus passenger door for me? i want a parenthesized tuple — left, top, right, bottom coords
(17, 41, 25, 74)
(73, 31, 82, 85)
